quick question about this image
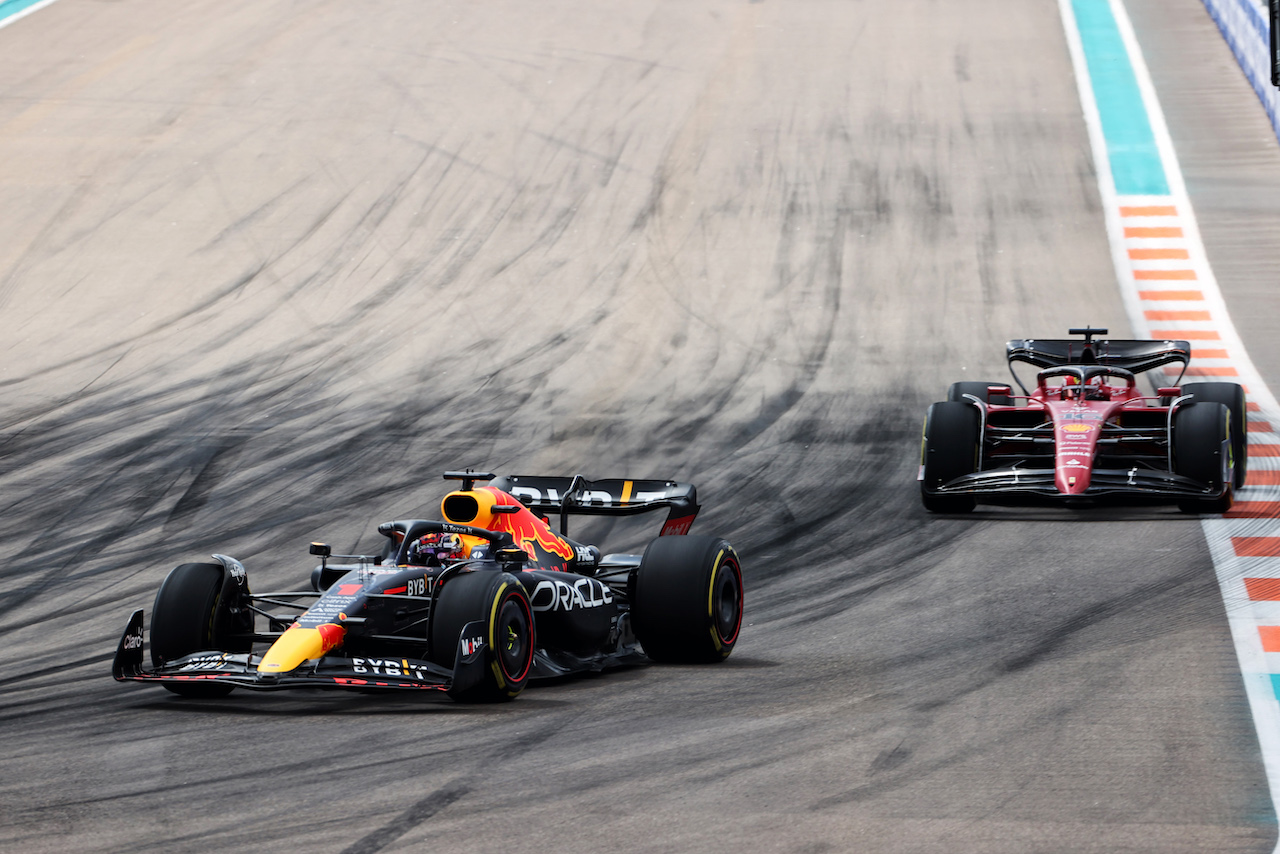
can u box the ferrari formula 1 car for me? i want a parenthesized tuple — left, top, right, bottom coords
(113, 472, 744, 702)
(919, 328, 1246, 513)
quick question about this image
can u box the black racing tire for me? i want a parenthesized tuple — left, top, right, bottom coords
(1173, 401, 1234, 514)
(632, 535, 743, 664)
(920, 401, 980, 513)
(947, 381, 1013, 407)
(430, 570, 534, 702)
(1182, 382, 1247, 489)
(150, 562, 251, 698)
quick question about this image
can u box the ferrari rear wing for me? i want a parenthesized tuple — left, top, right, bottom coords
(1005, 329, 1191, 394)
(1006, 337, 1190, 375)
(488, 474, 699, 536)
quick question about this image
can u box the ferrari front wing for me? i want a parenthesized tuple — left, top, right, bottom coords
(924, 466, 1227, 500)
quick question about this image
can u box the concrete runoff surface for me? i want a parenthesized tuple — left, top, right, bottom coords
(0, 1, 1276, 851)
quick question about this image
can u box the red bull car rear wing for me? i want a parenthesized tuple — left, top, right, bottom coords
(478, 473, 700, 536)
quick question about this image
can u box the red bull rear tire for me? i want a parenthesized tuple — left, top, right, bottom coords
(632, 535, 743, 664)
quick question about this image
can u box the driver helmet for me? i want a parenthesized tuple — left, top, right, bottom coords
(406, 532, 465, 566)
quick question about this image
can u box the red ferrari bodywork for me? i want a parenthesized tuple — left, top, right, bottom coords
(920, 329, 1245, 512)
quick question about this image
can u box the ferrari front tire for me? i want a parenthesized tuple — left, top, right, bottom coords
(1182, 382, 1247, 489)
(920, 401, 980, 513)
(431, 570, 534, 702)
(1173, 401, 1234, 514)
(632, 535, 743, 664)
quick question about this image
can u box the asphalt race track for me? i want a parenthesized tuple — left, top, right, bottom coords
(2, 1, 1280, 851)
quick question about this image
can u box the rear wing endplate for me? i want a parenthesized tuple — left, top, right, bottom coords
(489, 474, 699, 536)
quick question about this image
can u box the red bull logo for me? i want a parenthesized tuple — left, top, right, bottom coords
(316, 623, 346, 653)
(661, 516, 694, 537)
(480, 487, 575, 562)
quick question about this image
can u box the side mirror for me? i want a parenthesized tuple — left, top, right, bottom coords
(987, 385, 1013, 398)
(1157, 387, 1181, 397)
(495, 546, 529, 564)
(309, 542, 332, 558)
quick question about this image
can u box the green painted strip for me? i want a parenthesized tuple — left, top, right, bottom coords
(1071, 0, 1169, 195)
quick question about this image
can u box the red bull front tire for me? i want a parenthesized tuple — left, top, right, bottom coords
(430, 570, 534, 702)
(632, 535, 743, 663)
(150, 562, 252, 698)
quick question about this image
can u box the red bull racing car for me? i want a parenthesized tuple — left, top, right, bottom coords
(113, 472, 744, 702)
(919, 328, 1245, 513)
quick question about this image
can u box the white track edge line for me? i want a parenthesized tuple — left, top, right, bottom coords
(1063, 0, 1280, 842)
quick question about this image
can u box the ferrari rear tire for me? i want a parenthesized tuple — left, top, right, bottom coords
(1182, 382, 1247, 489)
(632, 535, 743, 663)
(920, 401, 980, 513)
(1173, 401, 1234, 514)
(151, 562, 248, 698)
(947, 381, 1013, 407)
(430, 570, 534, 702)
